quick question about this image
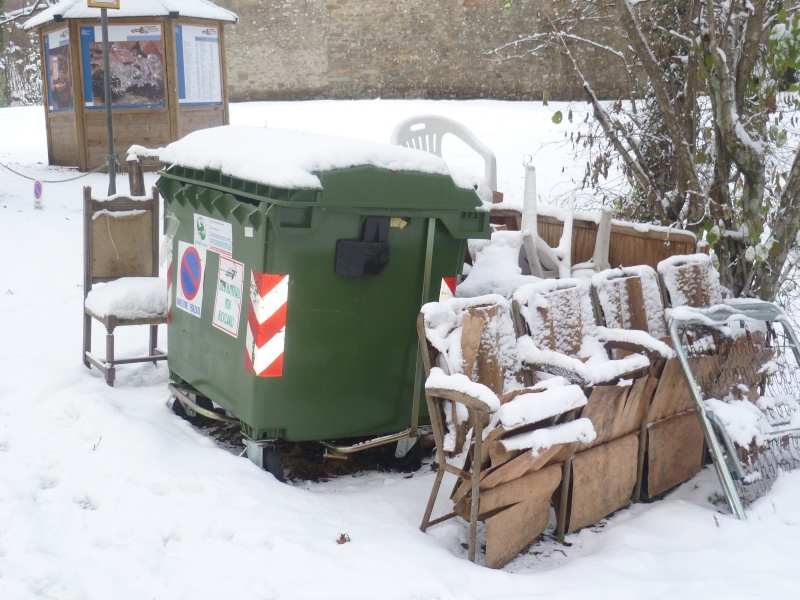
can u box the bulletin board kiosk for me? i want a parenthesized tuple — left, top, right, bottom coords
(25, 0, 237, 171)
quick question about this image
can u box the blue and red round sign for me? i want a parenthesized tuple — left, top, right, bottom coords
(180, 246, 202, 301)
(33, 181, 43, 200)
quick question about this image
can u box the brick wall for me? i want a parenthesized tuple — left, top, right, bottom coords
(213, 0, 631, 102)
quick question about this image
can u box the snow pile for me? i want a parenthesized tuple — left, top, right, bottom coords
(457, 230, 542, 298)
(425, 367, 501, 412)
(140, 125, 487, 199)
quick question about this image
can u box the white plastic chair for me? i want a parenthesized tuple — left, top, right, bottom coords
(520, 165, 611, 279)
(390, 115, 498, 191)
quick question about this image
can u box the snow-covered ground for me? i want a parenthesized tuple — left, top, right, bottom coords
(1, 100, 799, 599)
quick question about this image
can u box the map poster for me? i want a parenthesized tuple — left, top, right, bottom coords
(175, 24, 223, 105)
(80, 24, 165, 108)
(44, 28, 73, 112)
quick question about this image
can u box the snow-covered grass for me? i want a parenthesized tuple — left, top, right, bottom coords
(2, 100, 800, 599)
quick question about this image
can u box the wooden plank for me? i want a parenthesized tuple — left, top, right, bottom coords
(460, 310, 484, 381)
(480, 463, 562, 515)
(625, 276, 649, 331)
(645, 411, 705, 498)
(610, 375, 655, 440)
(566, 433, 639, 533)
(536, 214, 696, 270)
(480, 443, 566, 490)
(581, 384, 631, 448)
(647, 358, 699, 422)
(711, 334, 773, 401)
(163, 16, 180, 143)
(220, 21, 231, 126)
(484, 465, 562, 569)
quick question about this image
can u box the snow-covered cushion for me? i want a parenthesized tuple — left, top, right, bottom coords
(85, 277, 168, 320)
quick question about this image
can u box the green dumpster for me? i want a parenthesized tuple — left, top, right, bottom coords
(155, 126, 490, 469)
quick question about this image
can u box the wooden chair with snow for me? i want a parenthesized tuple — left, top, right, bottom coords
(83, 186, 168, 386)
(512, 278, 673, 537)
(590, 265, 707, 501)
(417, 295, 594, 568)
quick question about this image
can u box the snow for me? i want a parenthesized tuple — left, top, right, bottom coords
(148, 125, 485, 196)
(24, 0, 238, 29)
(425, 367, 501, 412)
(3, 99, 800, 597)
(500, 418, 597, 455)
(456, 230, 540, 297)
(490, 385, 588, 431)
(85, 277, 168, 320)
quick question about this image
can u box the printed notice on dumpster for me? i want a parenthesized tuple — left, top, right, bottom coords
(212, 256, 244, 337)
(176, 241, 206, 318)
(194, 214, 232, 256)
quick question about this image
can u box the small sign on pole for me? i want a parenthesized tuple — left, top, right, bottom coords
(33, 180, 44, 210)
(87, 0, 121, 9)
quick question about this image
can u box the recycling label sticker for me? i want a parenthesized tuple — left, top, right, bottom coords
(194, 214, 232, 256)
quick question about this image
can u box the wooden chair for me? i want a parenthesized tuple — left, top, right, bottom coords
(657, 252, 726, 308)
(83, 186, 168, 386)
(590, 265, 706, 500)
(418, 295, 594, 568)
(512, 278, 672, 536)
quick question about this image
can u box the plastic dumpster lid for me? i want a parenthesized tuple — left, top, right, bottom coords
(137, 125, 489, 199)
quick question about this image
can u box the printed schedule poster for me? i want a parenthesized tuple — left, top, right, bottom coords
(175, 24, 222, 105)
(45, 28, 74, 112)
(80, 24, 165, 108)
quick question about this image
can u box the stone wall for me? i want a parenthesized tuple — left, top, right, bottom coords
(213, 0, 630, 102)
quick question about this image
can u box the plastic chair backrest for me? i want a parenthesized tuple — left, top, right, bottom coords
(390, 114, 498, 191)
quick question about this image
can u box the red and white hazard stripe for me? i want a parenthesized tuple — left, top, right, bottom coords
(439, 276, 457, 301)
(245, 271, 289, 377)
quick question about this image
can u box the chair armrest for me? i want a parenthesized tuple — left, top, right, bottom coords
(425, 368, 500, 413)
(596, 326, 675, 359)
(516, 337, 589, 385)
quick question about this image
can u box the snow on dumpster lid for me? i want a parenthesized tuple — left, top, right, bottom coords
(24, 0, 237, 29)
(134, 125, 478, 192)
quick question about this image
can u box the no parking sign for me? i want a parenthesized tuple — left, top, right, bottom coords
(175, 241, 206, 317)
(33, 181, 44, 210)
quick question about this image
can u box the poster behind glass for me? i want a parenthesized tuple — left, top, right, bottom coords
(80, 24, 165, 108)
(45, 28, 74, 112)
(175, 24, 222, 105)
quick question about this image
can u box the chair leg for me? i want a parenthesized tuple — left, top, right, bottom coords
(421, 464, 447, 532)
(556, 457, 573, 542)
(149, 324, 158, 365)
(468, 410, 484, 564)
(83, 312, 92, 368)
(105, 318, 117, 387)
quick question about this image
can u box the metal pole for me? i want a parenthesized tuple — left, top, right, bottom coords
(101, 8, 116, 195)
